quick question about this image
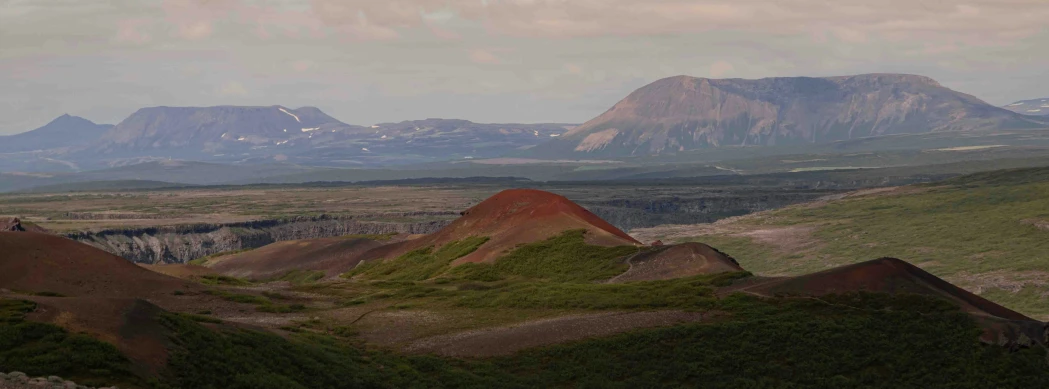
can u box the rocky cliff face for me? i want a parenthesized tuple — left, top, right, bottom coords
(531, 74, 1048, 157)
(66, 215, 451, 264)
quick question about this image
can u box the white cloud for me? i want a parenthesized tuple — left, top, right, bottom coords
(1, 0, 1048, 134)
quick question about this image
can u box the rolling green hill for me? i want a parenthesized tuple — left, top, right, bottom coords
(658, 166, 1049, 319)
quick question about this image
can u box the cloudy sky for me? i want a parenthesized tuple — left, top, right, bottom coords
(2, 0, 1047, 134)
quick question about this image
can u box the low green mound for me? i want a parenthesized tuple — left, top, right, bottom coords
(684, 167, 1049, 319)
(449, 229, 638, 282)
(345, 236, 490, 281)
(453, 272, 749, 310)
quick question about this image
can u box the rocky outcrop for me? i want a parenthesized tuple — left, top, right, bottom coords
(65, 214, 452, 264)
(1, 218, 49, 233)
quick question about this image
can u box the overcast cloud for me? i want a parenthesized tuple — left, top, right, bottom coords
(1, 0, 1047, 133)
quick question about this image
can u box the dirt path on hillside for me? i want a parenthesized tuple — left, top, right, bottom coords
(403, 310, 720, 357)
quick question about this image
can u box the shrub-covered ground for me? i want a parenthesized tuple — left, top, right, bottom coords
(5, 292, 1046, 389)
(668, 167, 1049, 319)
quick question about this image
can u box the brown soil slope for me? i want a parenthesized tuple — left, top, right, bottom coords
(741, 257, 1032, 321)
(23, 296, 172, 373)
(404, 310, 718, 357)
(207, 237, 385, 280)
(610, 242, 743, 283)
(139, 263, 216, 279)
(367, 189, 641, 264)
(0, 232, 191, 297)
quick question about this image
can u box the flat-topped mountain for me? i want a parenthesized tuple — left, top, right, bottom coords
(529, 73, 1048, 157)
(90, 105, 361, 156)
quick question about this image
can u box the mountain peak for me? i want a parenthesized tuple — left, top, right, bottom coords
(47, 113, 92, 125)
(0, 114, 112, 154)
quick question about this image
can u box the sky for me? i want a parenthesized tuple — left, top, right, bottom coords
(1, 0, 1048, 135)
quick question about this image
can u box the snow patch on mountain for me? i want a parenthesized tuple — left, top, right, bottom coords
(278, 107, 301, 123)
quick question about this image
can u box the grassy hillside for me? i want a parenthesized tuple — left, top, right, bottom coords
(665, 166, 1049, 319)
(4, 292, 1047, 388)
(5, 212, 1049, 387)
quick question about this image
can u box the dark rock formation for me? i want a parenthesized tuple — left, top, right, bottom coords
(1, 217, 49, 233)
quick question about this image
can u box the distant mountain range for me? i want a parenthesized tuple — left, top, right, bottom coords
(527, 74, 1049, 158)
(0, 73, 1045, 170)
(1002, 98, 1049, 116)
(0, 106, 572, 171)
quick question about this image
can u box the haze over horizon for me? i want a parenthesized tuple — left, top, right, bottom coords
(2, 0, 1048, 134)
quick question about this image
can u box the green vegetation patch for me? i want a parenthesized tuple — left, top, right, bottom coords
(682, 170, 1049, 319)
(495, 293, 1049, 388)
(346, 236, 490, 281)
(157, 313, 508, 389)
(203, 290, 311, 314)
(454, 272, 749, 310)
(0, 299, 145, 388)
(198, 275, 253, 286)
(330, 231, 741, 311)
(176, 313, 222, 324)
(448, 229, 637, 282)
(5, 292, 1049, 388)
(272, 270, 326, 285)
(204, 290, 270, 305)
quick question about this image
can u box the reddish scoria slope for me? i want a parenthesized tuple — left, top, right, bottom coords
(609, 242, 744, 283)
(206, 236, 386, 280)
(366, 189, 641, 264)
(741, 257, 1032, 321)
(0, 232, 192, 298)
